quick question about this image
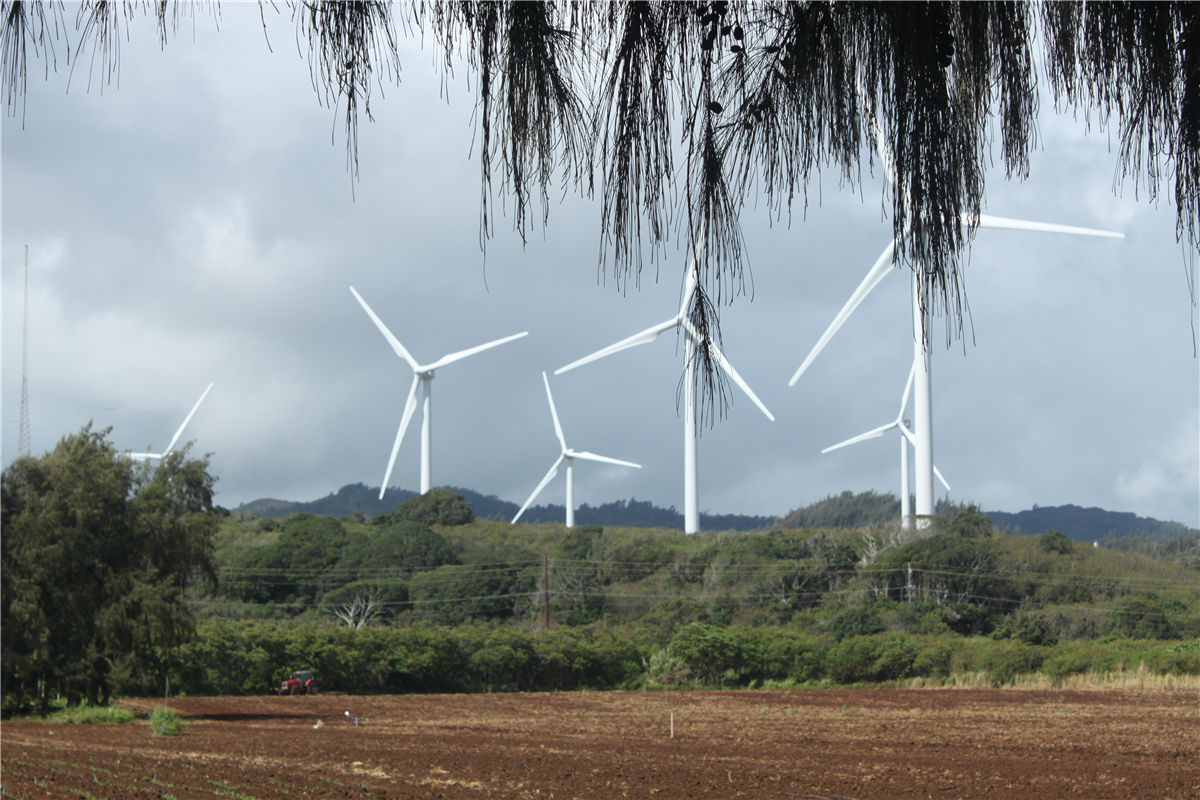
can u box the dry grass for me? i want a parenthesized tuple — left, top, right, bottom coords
(903, 663, 1200, 691)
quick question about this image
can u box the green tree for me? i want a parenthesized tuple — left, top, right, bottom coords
(1, 427, 219, 712)
(341, 519, 458, 571)
(377, 488, 475, 527)
(228, 514, 354, 605)
(1039, 529, 1075, 555)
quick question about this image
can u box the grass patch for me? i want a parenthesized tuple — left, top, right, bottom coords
(50, 705, 138, 725)
(149, 706, 186, 736)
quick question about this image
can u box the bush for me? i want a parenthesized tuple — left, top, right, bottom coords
(1105, 593, 1194, 639)
(827, 606, 885, 641)
(149, 706, 185, 736)
(1039, 530, 1074, 555)
(827, 633, 921, 684)
(982, 640, 1046, 686)
(668, 623, 744, 685)
(51, 705, 137, 724)
(378, 489, 474, 526)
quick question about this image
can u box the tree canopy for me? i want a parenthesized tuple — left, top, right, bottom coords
(4, 1, 1195, 413)
(1, 426, 220, 712)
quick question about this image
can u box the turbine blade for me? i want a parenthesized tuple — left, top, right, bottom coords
(933, 464, 952, 493)
(379, 376, 420, 500)
(686, 322, 774, 421)
(898, 420, 918, 448)
(127, 452, 159, 462)
(821, 422, 895, 454)
(162, 381, 214, 456)
(542, 372, 567, 451)
(788, 240, 897, 386)
(568, 450, 642, 469)
(350, 286, 420, 370)
(426, 331, 529, 371)
(511, 455, 564, 523)
(555, 317, 678, 375)
(975, 214, 1123, 239)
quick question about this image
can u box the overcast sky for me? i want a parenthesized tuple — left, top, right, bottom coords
(3, 6, 1198, 528)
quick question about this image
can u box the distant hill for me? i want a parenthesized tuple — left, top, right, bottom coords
(985, 504, 1196, 544)
(232, 483, 774, 531)
(232, 485, 1195, 544)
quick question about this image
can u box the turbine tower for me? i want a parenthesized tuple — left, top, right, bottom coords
(555, 253, 774, 534)
(128, 382, 214, 462)
(790, 91, 1123, 527)
(820, 364, 951, 528)
(512, 372, 641, 527)
(350, 286, 528, 499)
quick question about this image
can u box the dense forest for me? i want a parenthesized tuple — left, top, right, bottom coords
(4, 433, 1197, 715)
(237, 483, 1197, 547)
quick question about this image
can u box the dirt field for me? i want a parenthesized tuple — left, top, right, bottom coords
(2, 688, 1197, 799)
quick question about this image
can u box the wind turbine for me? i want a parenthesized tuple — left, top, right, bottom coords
(555, 252, 775, 534)
(789, 90, 1123, 527)
(512, 372, 641, 527)
(820, 363, 951, 528)
(350, 286, 528, 500)
(127, 382, 214, 462)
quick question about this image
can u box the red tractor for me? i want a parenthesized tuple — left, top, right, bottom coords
(274, 670, 318, 695)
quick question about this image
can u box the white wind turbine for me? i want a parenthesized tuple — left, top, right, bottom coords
(820, 364, 951, 528)
(512, 372, 642, 527)
(127, 382, 214, 462)
(789, 90, 1123, 527)
(555, 250, 775, 534)
(350, 286, 528, 500)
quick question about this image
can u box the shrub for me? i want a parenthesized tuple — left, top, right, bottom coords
(668, 622, 744, 685)
(378, 489, 474, 526)
(827, 606, 885, 641)
(52, 705, 137, 724)
(1039, 530, 1074, 554)
(827, 633, 922, 684)
(149, 706, 185, 736)
(981, 640, 1046, 686)
(1105, 593, 1193, 639)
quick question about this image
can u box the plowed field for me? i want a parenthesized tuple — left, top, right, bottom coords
(2, 689, 1196, 799)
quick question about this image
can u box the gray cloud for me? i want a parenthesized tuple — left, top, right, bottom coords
(3, 6, 1196, 528)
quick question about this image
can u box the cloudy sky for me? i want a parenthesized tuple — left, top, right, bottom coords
(3, 6, 1198, 528)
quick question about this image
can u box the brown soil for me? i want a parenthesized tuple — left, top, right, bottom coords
(2, 688, 1197, 799)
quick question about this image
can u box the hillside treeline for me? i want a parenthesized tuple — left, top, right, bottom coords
(205, 493, 1199, 640)
(170, 620, 1197, 696)
(3, 435, 1197, 715)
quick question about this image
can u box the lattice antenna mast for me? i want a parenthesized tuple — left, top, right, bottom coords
(18, 244, 31, 457)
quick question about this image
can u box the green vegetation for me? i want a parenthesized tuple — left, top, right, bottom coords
(161, 500, 1197, 695)
(49, 704, 139, 725)
(4, 436, 1196, 713)
(2, 426, 221, 715)
(149, 706, 186, 736)
(375, 488, 475, 526)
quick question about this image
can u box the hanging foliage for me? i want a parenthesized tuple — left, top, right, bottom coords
(3, 0, 1195, 416)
